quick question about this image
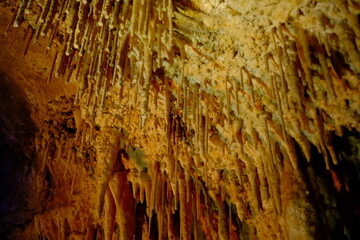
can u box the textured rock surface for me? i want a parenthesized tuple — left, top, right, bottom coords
(0, 0, 359, 239)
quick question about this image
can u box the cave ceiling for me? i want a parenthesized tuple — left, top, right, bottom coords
(0, 0, 359, 239)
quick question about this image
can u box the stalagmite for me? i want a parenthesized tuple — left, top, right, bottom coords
(94, 127, 121, 218)
(109, 173, 135, 240)
(104, 188, 116, 240)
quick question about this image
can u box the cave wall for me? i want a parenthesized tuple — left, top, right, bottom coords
(0, 0, 359, 239)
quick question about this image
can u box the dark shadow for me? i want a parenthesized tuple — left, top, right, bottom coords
(134, 201, 148, 240)
(0, 71, 37, 238)
(296, 129, 360, 240)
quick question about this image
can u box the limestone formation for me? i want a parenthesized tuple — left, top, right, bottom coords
(0, 0, 359, 239)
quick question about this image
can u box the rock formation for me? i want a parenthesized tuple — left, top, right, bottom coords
(0, 0, 359, 239)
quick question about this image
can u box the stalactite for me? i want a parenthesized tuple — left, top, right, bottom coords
(41, 0, 57, 37)
(80, 123, 87, 151)
(271, 169, 282, 215)
(295, 27, 316, 99)
(7, 1, 360, 239)
(272, 30, 290, 112)
(259, 156, 270, 205)
(248, 165, 261, 212)
(33, 0, 50, 44)
(64, 51, 76, 83)
(65, 1, 80, 55)
(336, 19, 360, 72)
(63, 147, 73, 179)
(95, 51, 105, 98)
(70, 158, 79, 195)
(264, 117, 275, 168)
(173, 157, 179, 212)
(73, 1, 88, 49)
(315, 40, 336, 101)
(41, 141, 50, 173)
(242, 68, 255, 106)
(55, 34, 70, 77)
(160, 175, 167, 240)
(196, 86, 201, 143)
(23, 27, 34, 56)
(179, 174, 190, 240)
(114, 31, 130, 89)
(200, 201, 218, 240)
(130, 0, 140, 35)
(100, 72, 110, 110)
(274, 75, 287, 141)
(48, 51, 59, 84)
(167, 0, 173, 50)
(225, 75, 231, 121)
(313, 108, 331, 170)
(24, 0, 36, 15)
(148, 171, 158, 234)
(13, 0, 27, 28)
(9, 26, 20, 49)
(109, 30, 119, 71)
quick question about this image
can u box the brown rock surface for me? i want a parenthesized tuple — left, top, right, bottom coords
(0, 0, 359, 239)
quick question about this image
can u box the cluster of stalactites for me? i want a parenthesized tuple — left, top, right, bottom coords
(32, 122, 244, 240)
(13, 0, 174, 123)
(9, 0, 360, 239)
